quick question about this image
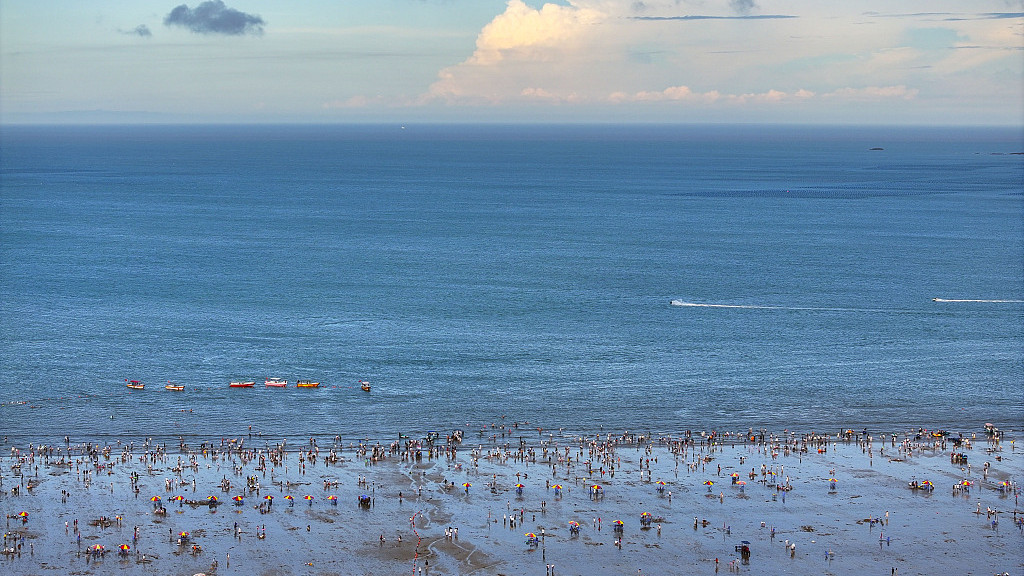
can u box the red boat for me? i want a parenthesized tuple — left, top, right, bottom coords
(229, 381, 255, 388)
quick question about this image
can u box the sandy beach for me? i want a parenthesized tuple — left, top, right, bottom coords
(1, 425, 1020, 575)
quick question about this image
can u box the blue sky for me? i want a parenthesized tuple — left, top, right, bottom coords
(1, 0, 1021, 124)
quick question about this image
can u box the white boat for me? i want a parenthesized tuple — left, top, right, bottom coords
(265, 378, 287, 387)
(359, 380, 371, 392)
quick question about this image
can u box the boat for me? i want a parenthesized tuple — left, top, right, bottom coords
(265, 378, 287, 387)
(359, 380, 371, 392)
(126, 380, 145, 390)
(229, 381, 255, 388)
(165, 381, 184, 391)
(296, 380, 320, 388)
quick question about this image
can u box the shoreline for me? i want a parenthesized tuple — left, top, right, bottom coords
(1, 425, 1020, 575)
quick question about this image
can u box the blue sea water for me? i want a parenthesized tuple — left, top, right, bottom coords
(1, 124, 1021, 445)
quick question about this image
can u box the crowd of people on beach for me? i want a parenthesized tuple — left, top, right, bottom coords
(0, 422, 1018, 573)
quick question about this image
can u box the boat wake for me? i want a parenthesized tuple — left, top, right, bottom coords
(932, 298, 1024, 303)
(668, 299, 985, 314)
(671, 300, 780, 310)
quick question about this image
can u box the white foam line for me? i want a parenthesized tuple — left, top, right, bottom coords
(670, 300, 933, 314)
(932, 298, 1024, 303)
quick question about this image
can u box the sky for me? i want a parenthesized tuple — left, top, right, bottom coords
(1, 0, 1022, 124)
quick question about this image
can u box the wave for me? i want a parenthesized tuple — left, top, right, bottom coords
(932, 298, 1024, 303)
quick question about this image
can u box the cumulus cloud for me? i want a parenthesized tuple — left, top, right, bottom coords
(465, 0, 604, 66)
(823, 85, 919, 100)
(418, 1, 941, 112)
(609, 86, 811, 104)
(164, 0, 265, 36)
(426, 0, 607, 103)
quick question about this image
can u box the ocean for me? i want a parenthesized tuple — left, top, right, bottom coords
(1, 124, 1021, 445)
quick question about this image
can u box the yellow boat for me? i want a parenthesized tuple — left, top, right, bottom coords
(296, 380, 320, 388)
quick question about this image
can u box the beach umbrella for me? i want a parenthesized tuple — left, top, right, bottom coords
(568, 521, 580, 528)
(552, 484, 563, 496)
(515, 483, 525, 488)
(89, 544, 104, 554)
(463, 482, 471, 493)
(207, 495, 218, 503)
(304, 495, 314, 505)
(525, 532, 537, 538)
(285, 495, 295, 506)
(655, 480, 666, 493)
(704, 480, 714, 492)
(150, 496, 162, 503)
(264, 495, 274, 501)
(828, 478, 838, 490)
(961, 480, 972, 486)
(327, 495, 338, 505)
(737, 481, 747, 492)
(232, 495, 244, 505)
(613, 520, 624, 525)
(119, 544, 130, 553)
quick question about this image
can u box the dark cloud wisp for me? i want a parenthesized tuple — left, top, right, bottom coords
(121, 24, 152, 37)
(164, 0, 265, 36)
(730, 0, 757, 15)
(632, 14, 797, 21)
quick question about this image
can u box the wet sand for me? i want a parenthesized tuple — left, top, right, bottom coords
(1, 427, 1020, 575)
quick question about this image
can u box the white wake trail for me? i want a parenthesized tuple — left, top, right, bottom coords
(932, 298, 1024, 303)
